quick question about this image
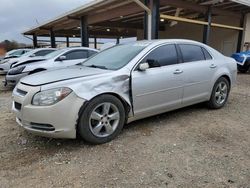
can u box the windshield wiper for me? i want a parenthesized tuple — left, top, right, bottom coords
(86, 65, 108, 70)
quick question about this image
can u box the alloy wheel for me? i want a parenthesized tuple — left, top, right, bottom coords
(89, 102, 120, 138)
(215, 81, 228, 105)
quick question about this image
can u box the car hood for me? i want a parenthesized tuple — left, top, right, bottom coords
(20, 66, 112, 86)
(13, 57, 46, 67)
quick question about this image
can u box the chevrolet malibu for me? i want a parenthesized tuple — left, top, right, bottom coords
(12, 40, 237, 144)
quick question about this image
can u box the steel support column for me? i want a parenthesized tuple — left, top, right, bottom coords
(203, 6, 212, 44)
(66, 37, 70, 47)
(80, 16, 89, 47)
(94, 37, 97, 49)
(50, 29, 56, 48)
(33, 34, 38, 48)
(151, 0, 160, 39)
(144, 0, 149, 39)
(116, 37, 120, 44)
(237, 14, 245, 52)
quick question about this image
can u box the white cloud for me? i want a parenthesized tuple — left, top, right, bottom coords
(0, 0, 93, 43)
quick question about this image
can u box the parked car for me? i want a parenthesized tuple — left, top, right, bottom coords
(5, 49, 32, 58)
(12, 40, 237, 144)
(231, 50, 250, 73)
(5, 47, 99, 86)
(0, 49, 32, 62)
(0, 48, 56, 75)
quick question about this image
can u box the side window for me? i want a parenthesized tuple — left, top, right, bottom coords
(34, 50, 55, 57)
(179, 44, 205, 63)
(142, 44, 178, 68)
(64, 50, 88, 60)
(202, 47, 212, 60)
(88, 50, 97, 58)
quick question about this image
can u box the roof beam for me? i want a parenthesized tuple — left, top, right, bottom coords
(160, 14, 243, 30)
(88, 2, 143, 24)
(160, 0, 241, 18)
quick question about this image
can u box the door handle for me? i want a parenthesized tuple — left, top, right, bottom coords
(210, 64, 217, 68)
(174, 69, 183, 74)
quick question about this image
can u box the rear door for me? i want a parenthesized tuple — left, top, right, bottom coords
(131, 44, 184, 117)
(177, 44, 217, 105)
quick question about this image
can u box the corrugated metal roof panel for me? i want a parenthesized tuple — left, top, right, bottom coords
(231, 0, 250, 7)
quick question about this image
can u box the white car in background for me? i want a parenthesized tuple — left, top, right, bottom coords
(0, 48, 56, 74)
(5, 49, 32, 58)
(5, 47, 99, 86)
(0, 49, 31, 61)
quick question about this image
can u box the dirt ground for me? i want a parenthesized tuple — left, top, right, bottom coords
(0, 74, 249, 188)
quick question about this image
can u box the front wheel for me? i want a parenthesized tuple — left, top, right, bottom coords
(237, 64, 250, 73)
(78, 94, 126, 144)
(208, 77, 230, 109)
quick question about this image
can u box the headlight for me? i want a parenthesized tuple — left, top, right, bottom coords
(0, 59, 9, 64)
(8, 66, 26, 75)
(32, 87, 72, 106)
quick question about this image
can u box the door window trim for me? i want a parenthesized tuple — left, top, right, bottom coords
(55, 49, 88, 61)
(133, 43, 181, 71)
(177, 43, 214, 64)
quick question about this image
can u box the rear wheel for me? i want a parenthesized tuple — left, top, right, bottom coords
(78, 94, 126, 144)
(208, 77, 230, 109)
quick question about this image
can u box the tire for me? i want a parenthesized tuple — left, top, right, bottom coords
(78, 94, 126, 144)
(208, 77, 230, 109)
(237, 64, 250, 73)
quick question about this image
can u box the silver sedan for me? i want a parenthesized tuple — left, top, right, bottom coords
(12, 39, 237, 144)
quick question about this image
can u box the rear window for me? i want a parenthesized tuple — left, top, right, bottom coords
(34, 50, 55, 57)
(179, 44, 205, 63)
(65, 50, 88, 60)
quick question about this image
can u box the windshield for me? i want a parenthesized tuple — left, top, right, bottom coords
(44, 49, 67, 59)
(82, 43, 147, 70)
(8, 49, 28, 57)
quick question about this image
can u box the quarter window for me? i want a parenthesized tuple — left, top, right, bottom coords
(143, 44, 178, 67)
(88, 50, 98, 57)
(202, 47, 212, 60)
(179, 44, 205, 62)
(64, 50, 88, 60)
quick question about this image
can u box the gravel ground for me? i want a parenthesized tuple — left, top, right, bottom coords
(0, 74, 249, 188)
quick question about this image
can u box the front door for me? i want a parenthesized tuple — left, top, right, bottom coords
(56, 50, 89, 68)
(131, 44, 184, 118)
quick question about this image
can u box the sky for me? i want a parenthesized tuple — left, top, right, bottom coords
(0, 0, 93, 44)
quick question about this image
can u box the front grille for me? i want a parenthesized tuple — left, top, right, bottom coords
(16, 88, 27, 97)
(30, 123, 55, 131)
(14, 102, 22, 110)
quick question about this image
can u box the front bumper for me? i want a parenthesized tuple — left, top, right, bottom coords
(12, 83, 86, 139)
(0, 70, 7, 75)
(5, 72, 29, 86)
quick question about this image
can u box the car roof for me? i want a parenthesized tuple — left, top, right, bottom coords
(62, 47, 99, 52)
(131, 39, 207, 46)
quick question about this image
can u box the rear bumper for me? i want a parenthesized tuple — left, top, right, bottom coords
(5, 72, 29, 86)
(12, 83, 86, 139)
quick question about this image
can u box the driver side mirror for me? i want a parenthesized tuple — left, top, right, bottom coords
(138, 62, 149, 71)
(58, 55, 66, 61)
